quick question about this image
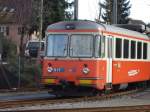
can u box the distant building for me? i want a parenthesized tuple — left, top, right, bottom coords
(0, 0, 32, 46)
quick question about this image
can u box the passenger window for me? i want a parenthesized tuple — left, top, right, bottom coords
(95, 36, 101, 57)
(137, 42, 142, 59)
(143, 43, 147, 59)
(115, 38, 122, 58)
(101, 36, 105, 58)
(95, 35, 105, 58)
(123, 39, 129, 58)
(131, 40, 136, 59)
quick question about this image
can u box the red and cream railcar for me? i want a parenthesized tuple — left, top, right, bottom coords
(42, 20, 150, 92)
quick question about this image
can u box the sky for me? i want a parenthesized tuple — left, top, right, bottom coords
(78, 0, 150, 23)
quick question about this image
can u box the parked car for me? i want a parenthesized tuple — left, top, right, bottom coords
(24, 40, 45, 58)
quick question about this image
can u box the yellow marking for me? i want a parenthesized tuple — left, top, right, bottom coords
(44, 79, 55, 84)
(79, 80, 92, 85)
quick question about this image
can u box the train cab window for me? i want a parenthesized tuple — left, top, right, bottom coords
(131, 40, 136, 59)
(47, 34, 68, 57)
(95, 36, 105, 58)
(143, 43, 147, 59)
(137, 42, 142, 59)
(123, 39, 129, 58)
(70, 34, 93, 57)
(115, 38, 122, 58)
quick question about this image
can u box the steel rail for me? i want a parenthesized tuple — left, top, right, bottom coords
(7, 105, 150, 112)
(0, 89, 142, 109)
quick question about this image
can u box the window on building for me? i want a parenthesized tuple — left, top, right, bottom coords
(1, 26, 4, 32)
(0, 26, 8, 36)
(18, 27, 22, 35)
(143, 43, 147, 59)
(131, 40, 136, 59)
(137, 42, 142, 59)
(115, 38, 122, 58)
(123, 39, 129, 58)
(6, 27, 9, 36)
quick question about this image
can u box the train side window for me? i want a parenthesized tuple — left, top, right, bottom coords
(95, 36, 101, 57)
(143, 43, 147, 59)
(137, 42, 142, 59)
(131, 40, 136, 59)
(115, 38, 122, 58)
(123, 39, 129, 58)
(101, 36, 105, 58)
(95, 35, 105, 58)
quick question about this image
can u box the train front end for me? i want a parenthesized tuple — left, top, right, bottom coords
(42, 21, 106, 95)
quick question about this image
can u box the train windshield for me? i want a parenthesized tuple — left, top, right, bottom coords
(47, 34, 68, 57)
(70, 35, 93, 57)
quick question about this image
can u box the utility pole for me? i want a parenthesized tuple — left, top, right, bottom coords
(74, 0, 78, 20)
(40, 0, 43, 42)
(0, 33, 2, 62)
(99, 6, 102, 21)
(34, 0, 44, 89)
(98, 0, 102, 21)
(112, 0, 117, 24)
(37, 0, 43, 57)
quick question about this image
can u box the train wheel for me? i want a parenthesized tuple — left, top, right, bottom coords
(92, 89, 102, 96)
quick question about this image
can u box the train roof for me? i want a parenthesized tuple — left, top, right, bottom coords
(46, 20, 149, 40)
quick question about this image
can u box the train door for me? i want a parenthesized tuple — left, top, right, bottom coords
(106, 36, 113, 90)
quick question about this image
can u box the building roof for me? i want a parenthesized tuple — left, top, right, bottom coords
(0, 0, 32, 24)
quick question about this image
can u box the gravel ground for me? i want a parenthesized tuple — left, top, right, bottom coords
(1, 88, 150, 111)
(0, 91, 54, 101)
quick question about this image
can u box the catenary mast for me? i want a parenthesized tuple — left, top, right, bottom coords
(74, 0, 78, 20)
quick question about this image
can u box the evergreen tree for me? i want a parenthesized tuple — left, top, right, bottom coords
(100, 0, 113, 24)
(147, 23, 150, 28)
(43, 0, 73, 31)
(30, 0, 73, 35)
(100, 0, 131, 24)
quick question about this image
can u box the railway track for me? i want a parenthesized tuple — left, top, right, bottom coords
(0, 88, 42, 93)
(0, 89, 142, 109)
(13, 105, 150, 112)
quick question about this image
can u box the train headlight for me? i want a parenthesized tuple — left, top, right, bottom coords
(82, 67, 90, 74)
(65, 24, 75, 30)
(47, 67, 53, 73)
